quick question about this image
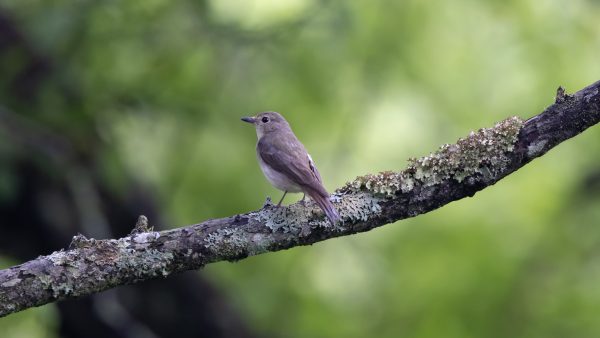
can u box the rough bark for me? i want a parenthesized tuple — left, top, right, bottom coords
(1, 80, 599, 318)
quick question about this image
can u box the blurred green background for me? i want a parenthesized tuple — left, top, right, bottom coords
(1, 0, 600, 337)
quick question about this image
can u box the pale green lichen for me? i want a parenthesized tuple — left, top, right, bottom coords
(346, 116, 524, 195)
(115, 249, 174, 279)
(247, 233, 273, 256)
(255, 202, 314, 233)
(132, 232, 160, 244)
(337, 192, 384, 222)
(348, 171, 415, 196)
(204, 227, 252, 258)
(44, 233, 177, 299)
(47, 250, 80, 267)
(50, 282, 74, 298)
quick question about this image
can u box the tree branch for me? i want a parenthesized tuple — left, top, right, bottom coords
(1, 80, 599, 317)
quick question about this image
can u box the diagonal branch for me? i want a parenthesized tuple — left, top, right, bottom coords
(1, 80, 599, 318)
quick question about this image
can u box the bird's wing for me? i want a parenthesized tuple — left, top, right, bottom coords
(307, 153, 323, 183)
(258, 135, 329, 197)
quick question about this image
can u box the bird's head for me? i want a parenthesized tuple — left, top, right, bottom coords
(241, 111, 291, 138)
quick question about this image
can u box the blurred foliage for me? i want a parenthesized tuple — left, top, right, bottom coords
(1, 0, 600, 337)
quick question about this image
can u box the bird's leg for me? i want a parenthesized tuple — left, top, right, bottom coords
(276, 191, 288, 207)
(300, 193, 306, 206)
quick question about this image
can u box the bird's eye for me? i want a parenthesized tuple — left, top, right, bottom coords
(262, 116, 269, 123)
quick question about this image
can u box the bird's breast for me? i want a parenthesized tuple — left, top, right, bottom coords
(257, 156, 303, 193)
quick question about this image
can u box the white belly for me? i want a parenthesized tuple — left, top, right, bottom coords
(258, 157, 303, 192)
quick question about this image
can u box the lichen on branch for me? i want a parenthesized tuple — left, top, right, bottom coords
(345, 116, 524, 196)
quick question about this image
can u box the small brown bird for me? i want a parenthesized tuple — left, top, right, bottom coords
(241, 112, 340, 224)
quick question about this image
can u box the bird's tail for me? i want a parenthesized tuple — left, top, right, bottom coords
(306, 189, 340, 225)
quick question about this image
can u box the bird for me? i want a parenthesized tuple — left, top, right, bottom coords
(241, 112, 340, 225)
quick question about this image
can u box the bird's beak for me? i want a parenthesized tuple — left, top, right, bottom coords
(241, 116, 256, 124)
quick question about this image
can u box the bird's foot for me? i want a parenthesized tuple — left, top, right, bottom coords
(262, 196, 274, 208)
(299, 194, 307, 206)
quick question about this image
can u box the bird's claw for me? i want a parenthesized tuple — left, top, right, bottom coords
(262, 196, 274, 208)
(299, 194, 306, 206)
